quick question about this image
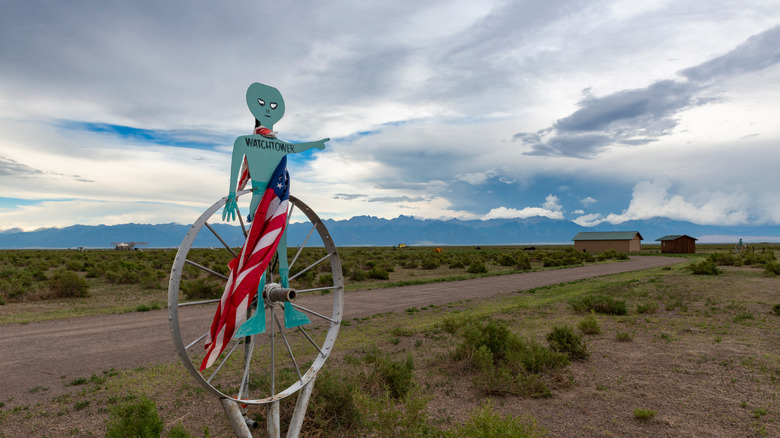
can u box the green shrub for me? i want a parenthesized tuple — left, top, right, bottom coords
(511, 340, 569, 375)
(357, 388, 435, 437)
(167, 424, 193, 438)
(105, 395, 163, 438)
(633, 408, 656, 420)
(181, 278, 222, 300)
(449, 402, 546, 438)
(498, 254, 516, 267)
(139, 268, 161, 289)
(764, 261, 780, 275)
(401, 259, 419, 269)
(448, 258, 467, 269)
(688, 259, 720, 275)
(348, 269, 367, 281)
(367, 268, 389, 280)
(773, 303, 780, 316)
(467, 261, 488, 274)
(104, 260, 143, 284)
(307, 367, 362, 432)
(615, 331, 633, 342)
(569, 294, 627, 315)
(453, 320, 568, 397)
(514, 252, 532, 270)
(364, 351, 415, 400)
(708, 252, 735, 266)
(636, 301, 658, 314)
(440, 313, 479, 334)
(597, 249, 624, 261)
(456, 319, 513, 361)
(577, 312, 601, 334)
(23, 266, 48, 281)
(317, 273, 335, 286)
(546, 326, 588, 360)
(420, 257, 441, 270)
(48, 269, 90, 298)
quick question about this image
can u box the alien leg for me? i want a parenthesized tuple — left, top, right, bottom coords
(280, 229, 311, 328)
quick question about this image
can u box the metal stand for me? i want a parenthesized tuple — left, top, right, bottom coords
(221, 398, 252, 438)
(221, 376, 317, 438)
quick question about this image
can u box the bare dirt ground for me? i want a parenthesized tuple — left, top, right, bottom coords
(1, 257, 682, 408)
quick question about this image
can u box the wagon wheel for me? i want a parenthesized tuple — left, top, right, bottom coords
(168, 190, 344, 404)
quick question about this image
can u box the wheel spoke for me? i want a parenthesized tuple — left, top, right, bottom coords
(296, 325, 325, 358)
(204, 221, 238, 258)
(295, 285, 339, 294)
(270, 307, 276, 397)
(237, 335, 256, 401)
(286, 202, 296, 229)
(289, 224, 316, 271)
(289, 252, 334, 281)
(273, 311, 303, 382)
(184, 259, 228, 281)
(237, 210, 248, 238)
(289, 303, 338, 324)
(186, 331, 210, 350)
(207, 338, 242, 384)
(178, 298, 221, 307)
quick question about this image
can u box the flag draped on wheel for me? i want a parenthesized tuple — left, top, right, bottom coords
(200, 156, 290, 371)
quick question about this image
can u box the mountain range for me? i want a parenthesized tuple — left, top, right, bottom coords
(1, 216, 779, 249)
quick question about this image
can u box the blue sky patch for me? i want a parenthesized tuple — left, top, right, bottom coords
(59, 120, 229, 151)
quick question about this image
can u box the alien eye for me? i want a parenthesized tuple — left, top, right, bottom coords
(257, 98, 265, 106)
(270, 102, 278, 109)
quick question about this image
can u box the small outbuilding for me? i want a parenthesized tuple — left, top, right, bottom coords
(572, 231, 643, 253)
(655, 235, 697, 254)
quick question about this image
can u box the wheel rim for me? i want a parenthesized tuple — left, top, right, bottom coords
(168, 190, 344, 404)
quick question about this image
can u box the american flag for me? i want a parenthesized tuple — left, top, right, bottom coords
(200, 156, 290, 371)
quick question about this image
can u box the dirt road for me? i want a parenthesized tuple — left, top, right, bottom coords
(0, 256, 684, 405)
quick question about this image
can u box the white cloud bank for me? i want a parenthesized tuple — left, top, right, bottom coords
(482, 194, 564, 220)
(574, 180, 753, 227)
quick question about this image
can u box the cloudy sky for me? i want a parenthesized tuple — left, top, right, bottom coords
(1, 0, 779, 232)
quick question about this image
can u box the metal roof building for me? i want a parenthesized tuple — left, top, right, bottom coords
(656, 234, 697, 254)
(571, 231, 644, 253)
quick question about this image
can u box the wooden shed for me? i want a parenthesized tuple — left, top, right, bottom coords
(572, 231, 643, 253)
(655, 235, 697, 254)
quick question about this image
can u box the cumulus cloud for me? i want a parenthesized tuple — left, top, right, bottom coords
(579, 196, 597, 207)
(575, 180, 752, 226)
(457, 169, 498, 185)
(572, 213, 604, 227)
(482, 194, 564, 220)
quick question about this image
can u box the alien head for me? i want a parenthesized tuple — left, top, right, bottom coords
(246, 83, 285, 128)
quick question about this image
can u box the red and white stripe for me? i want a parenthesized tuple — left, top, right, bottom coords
(200, 182, 288, 371)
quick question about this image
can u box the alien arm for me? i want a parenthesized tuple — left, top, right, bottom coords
(290, 138, 330, 154)
(222, 137, 247, 221)
(229, 137, 248, 192)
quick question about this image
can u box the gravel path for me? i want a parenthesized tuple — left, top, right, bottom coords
(0, 256, 685, 405)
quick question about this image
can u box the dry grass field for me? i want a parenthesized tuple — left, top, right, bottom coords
(0, 245, 778, 437)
